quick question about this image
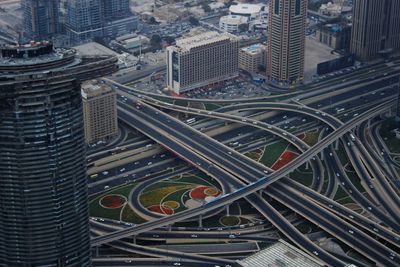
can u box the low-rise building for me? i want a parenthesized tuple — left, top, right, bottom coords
(239, 43, 266, 74)
(167, 31, 239, 95)
(219, 15, 248, 33)
(82, 80, 118, 144)
(229, 3, 266, 20)
(118, 35, 149, 50)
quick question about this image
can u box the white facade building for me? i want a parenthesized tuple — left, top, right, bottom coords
(228, 3, 268, 31)
(219, 15, 248, 33)
(167, 31, 239, 95)
(229, 3, 266, 20)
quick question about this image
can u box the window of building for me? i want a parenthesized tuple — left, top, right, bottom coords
(295, 0, 301, 16)
(275, 0, 280, 15)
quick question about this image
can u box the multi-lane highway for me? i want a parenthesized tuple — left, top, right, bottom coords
(91, 91, 400, 266)
(88, 59, 400, 266)
(119, 98, 399, 265)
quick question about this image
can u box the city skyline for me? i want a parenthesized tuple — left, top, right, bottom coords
(1, 0, 400, 266)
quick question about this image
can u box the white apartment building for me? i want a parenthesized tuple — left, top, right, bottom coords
(166, 31, 239, 95)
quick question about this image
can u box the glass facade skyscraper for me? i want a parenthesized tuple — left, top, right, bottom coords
(351, 0, 400, 61)
(102, 0, 131, 21)
(0, 43, 91, 266)
(65, 0, 103, 44)
(22, 0, 59, 40)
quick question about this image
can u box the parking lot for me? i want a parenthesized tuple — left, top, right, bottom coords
(127, 72, 271, 99)
(185, 78, 269, 99)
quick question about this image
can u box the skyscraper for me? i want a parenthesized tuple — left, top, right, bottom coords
(65, 0, 137, 43)
(101, 0, 131, 21)
(267, 0, 308, 86)
(351, 0, 400, 61)
(100, 0, 138, 38)
(65, 0, 103, 44)
(0, 42, 92, 266)
(22, 0, 59, 40)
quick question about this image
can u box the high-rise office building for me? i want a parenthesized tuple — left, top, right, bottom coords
(351, 0, 400, 61)
(267, 0, 308, 86)
(0, 41, 117, 266)
(65, 0, 137, 43)
(167, 31, 239, 95)
(65, 0, 103, 44)
(22, 0, 59, 40)
(82, 80, 118, 144)
(102, 0, 131, 21)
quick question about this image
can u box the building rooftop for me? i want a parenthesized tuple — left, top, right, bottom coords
(319, 2, 352, 16)
(74, 42, 118, 57)
(175, 31, 236, 52)
(237, 240, 325, 267)
(320, 22, 352, 33)
(0, 41, 76, 67)
(81, 80, 114, 99)
(220, 14, 248, 24)
(241, 43, 266, 55)
(229, 3, 265, 15)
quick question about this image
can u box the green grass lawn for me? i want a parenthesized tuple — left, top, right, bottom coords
(89, 182, 137, 221)
(259, 141, 288, 167)
(140, 174, 219, 208)
(121, 205, 147, 224)
(302, 130, 320, 146)
(245, 150, 262, 161)
(173, 99, 188, 107)
(140, 185, 194, 207)
(153, 95, 174, 104)
(220, 216, 240, 226)
(162, 188, 192, 213)
(289, 166, 314, 187)
(204, 103, 223, 110)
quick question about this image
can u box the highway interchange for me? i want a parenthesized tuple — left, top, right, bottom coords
(88, 59, 400, 266)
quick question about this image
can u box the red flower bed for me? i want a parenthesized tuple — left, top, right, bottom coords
(189, 186, 211, 199)
(271, 150, 298, 171)
(148, 204, 174, 215)
(297, 133, 305, 140)
(100, 194, 126, 209)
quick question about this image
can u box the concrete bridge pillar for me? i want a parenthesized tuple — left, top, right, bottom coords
(305, 162, 309, 170)
(133, 236, 136, 244)
(199, 214, 203, 228)
(226, 205, 230, 216)
(335, 140, 339, 150)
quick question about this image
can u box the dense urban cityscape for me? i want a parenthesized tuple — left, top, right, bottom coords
(0, 0, 400, 266)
